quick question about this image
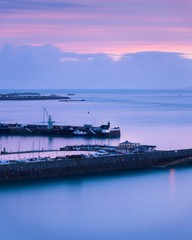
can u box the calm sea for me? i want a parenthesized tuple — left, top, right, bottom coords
(0, 89, 192, 240)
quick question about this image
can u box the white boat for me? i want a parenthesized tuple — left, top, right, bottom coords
(73, 129, 87, 135)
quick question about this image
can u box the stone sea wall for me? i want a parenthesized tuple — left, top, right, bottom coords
(1, 149, 192, 182)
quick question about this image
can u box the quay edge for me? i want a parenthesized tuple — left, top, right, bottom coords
(0, 122, 121, 138)
(1, 149, 192, 182)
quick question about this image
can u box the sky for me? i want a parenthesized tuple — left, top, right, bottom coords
(0, 0, 192, 89)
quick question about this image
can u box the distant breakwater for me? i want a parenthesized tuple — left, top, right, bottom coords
(0, 93, 70, 101)
(1, 149, 192, 182)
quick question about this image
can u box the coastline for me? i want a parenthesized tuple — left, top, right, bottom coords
(0, 92, 70, 101)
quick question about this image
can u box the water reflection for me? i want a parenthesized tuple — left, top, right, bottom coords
(169, 169, 176, 197)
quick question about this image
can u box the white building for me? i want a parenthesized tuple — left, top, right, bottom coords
(118, 141, 140, 150)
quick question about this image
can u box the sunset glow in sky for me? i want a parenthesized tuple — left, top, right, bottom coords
(1, 0, 192, 89)
(1, 0, 192, 56)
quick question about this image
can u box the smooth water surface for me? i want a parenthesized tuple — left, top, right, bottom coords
(1, 89, 192, 151)
(1, 89, 192, 240)
(1, 168, 192, 240)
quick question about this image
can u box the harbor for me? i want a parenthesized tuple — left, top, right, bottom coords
(0, 142, 155, 163)
(1, 1, 192, 238)
(1, 141, 192, 182)
(0, 90, 192, 183)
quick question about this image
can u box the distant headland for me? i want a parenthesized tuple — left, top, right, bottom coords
(0, 92, 70, 101)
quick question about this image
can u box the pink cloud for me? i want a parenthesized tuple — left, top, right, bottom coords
(0, 0, 191, 56)
(55, 41, 192, 56)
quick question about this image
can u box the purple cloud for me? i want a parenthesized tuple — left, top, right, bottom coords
(0, 45, 192, 89)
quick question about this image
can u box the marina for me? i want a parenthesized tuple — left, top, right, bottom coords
(0, 89, 192, 240)
(0, 89, 192, 182)
(0, 141, 192, 182)
(0, 1, 191, 238)
(0, 142, 155, 162)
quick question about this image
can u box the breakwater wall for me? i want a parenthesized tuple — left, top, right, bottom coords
(1, 149, 192, 182)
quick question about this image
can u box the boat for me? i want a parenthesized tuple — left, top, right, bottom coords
(73, 129, 87, 135)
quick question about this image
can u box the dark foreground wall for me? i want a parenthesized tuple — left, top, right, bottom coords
(1, 149, 192, 182)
